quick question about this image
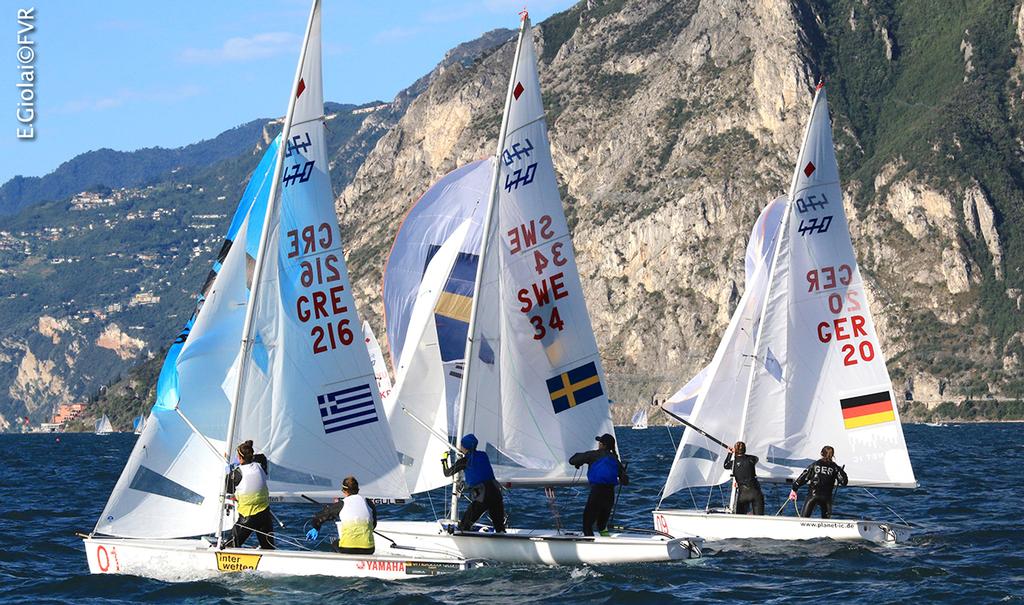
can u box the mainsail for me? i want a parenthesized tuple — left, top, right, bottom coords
(228, 1, 409, 502)
(661, 87, 916, 503)
(456, 15, 614, 486)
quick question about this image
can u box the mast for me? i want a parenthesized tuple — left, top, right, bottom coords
(730, 85, 822, 511)
(216, 0, 320, 546)
(449, 13, 531, 521)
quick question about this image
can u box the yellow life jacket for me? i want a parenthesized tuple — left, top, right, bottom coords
(235, 462, 269, 517)
(338, 494, 374, 550)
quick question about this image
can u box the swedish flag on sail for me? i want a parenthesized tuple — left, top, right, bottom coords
(425, 246, 478, 362)
(546, 361, 603, 414)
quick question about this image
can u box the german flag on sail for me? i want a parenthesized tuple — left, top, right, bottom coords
(547, 361, 603, 414)
(840, 391, 895, 429)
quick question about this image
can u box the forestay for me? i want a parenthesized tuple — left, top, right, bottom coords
(230, 5, 409, 501)
(459, 17, 614, 483)
(94, 137, 280, 538)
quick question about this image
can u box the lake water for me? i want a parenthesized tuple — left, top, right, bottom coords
(1, 423, 1021, 603)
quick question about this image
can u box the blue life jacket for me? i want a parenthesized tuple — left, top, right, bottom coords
(587, 453, 619, 486)
(463, 450, 496, 487)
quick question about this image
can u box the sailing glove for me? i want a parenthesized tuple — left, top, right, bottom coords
(306, 528, 319, 541)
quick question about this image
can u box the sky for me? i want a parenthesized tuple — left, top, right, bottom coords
(3, 0, 576, 185)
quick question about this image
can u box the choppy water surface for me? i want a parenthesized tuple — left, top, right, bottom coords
(1, 423, 1021, 603)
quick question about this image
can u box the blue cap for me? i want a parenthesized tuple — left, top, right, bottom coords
(460, 434, 479, 450)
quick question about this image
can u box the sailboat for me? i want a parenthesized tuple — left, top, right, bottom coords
(652, 85, 917, 544)
(132, 415, 146, 435)
(95, 415, 114, 435)
(631, 408, 648, 430)
(83, 0, 478, 579)
(372, 13, 699, 565)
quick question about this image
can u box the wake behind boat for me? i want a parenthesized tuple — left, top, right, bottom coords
(652, 85, 917, 545)
(82, 0, 478, 579)
(373, 12, 697, 565)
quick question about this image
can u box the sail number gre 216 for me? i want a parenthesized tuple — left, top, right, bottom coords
(287, 223, 353, 354)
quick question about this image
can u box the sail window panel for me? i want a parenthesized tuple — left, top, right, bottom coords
(128, 465, 204, 505)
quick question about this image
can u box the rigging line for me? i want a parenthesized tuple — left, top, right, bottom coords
(174, 408, 225, 461)
(400, 405, 451, 448)
(862, 487, 914, 527)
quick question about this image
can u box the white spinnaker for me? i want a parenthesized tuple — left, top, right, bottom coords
(661, 197, 786, 499)
(662, 197, 788, 423)
(233, 5, 409, 501)
(461, 17, 614, 480)
(383, 159, 491, 368)
(363, 321, 393, 403)
(94, 209, 259, 537)
(744, 88, 916, 488)
(385, 220, 473, 494)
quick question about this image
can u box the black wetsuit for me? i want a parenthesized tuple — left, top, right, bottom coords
(442, 454, 506, 533)
(792, 458, 849, 518)
(724, 452, 764, 515)
(308, 498, 378, 554)
(223, 454, 275, 549)
(569, 450, 629, 536)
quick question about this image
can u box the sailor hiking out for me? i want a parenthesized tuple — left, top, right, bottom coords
(570, 433, 629, 537)
(789, 445, 849, 518)
(224, 440, 275, 549)
(306, 476, 378, 554)
(725, 441, 764, 515)
(442, 434, 506, 533)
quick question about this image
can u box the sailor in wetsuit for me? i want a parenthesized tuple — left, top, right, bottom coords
(789, 445, 849, 518)
(724, 441, 764, 515)
(223, 440, 275, 549)
(569, 433, 629, 537)
(441, 433, 506, 533)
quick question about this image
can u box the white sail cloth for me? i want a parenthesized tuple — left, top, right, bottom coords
(384, 220, 473, 493)
(459, 18, 614, 482)
(383, 159, 491, 369)
(231, 5, 409, 501)
(94, 182, 266, 537)
(662, 88, 915, 502)
(663, 197, 787, 421)
(363, 321, 393, 403)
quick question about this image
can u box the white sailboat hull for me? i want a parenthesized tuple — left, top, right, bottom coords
(653, 509, 912, 544)
(372, 520, 701, 565)
(83, 537, 480, 581)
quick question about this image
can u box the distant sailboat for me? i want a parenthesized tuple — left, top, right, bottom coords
(631, 408, 648, 430)
(374, 12, 699, 565)
(83, 0, 478, 579)
(94, 415, 113, 435)
(652, 85, 917, 544)
(132, 415, 145, 435)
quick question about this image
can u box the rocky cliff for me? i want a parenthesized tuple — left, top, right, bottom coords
(337, 0, 1024, 415)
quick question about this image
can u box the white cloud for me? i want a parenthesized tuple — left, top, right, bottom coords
(179, 32, 302, 64)
(56, 85, 203, 115)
